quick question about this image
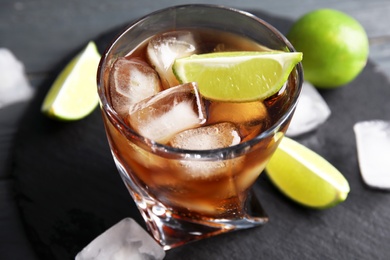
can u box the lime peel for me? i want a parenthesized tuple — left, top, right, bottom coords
(266, 137, 350, 209)
(41, 41, 101, 120)
(287, 9, 368, 88)
(173, 51, 302, 102)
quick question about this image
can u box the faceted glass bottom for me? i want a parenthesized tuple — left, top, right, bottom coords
(114, 157, 268, 250)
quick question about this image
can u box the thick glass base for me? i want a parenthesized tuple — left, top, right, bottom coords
(115, 157, 268, 250)
(138, 190, 268, 250)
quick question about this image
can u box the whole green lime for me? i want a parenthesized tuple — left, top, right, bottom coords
(287, 9, 369, 88)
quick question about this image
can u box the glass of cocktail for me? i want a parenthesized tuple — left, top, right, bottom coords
(97, 4, 303, 250)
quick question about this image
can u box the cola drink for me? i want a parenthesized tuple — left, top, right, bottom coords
(98, 5, 302, 249)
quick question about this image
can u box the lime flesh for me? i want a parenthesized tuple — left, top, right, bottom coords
(41, 41, 101, 120)
(266, 137, 350, 209)
(173, 51, 302, 102)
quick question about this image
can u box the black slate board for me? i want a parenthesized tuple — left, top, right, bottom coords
(11, 10, 390, 260)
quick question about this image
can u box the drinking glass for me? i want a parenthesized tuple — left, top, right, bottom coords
(97, 4, 303, 250)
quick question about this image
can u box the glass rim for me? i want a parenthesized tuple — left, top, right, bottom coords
(97, 4, 304, 159)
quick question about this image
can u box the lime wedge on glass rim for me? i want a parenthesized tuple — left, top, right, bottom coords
(266, 137, 350, 209)
(41, 41, 101, 120)
(173, 51, 302, 102)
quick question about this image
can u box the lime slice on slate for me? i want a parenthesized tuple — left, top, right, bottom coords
(41, 41, 101, 120)
(266, 137, 350, 209)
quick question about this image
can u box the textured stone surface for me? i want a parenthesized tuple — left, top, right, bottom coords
(1, 1, 390, 259)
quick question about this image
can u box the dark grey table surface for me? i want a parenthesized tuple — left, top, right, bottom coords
(1, 1, 390, 259)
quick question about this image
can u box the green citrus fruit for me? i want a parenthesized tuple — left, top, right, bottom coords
(41, 41, 101, 120)
(287, 9, 369, 88)
(265, 137, 350, 209)
(173, 51, 302, 102)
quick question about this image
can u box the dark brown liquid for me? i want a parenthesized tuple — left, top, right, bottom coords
(104, 28, 297, 219)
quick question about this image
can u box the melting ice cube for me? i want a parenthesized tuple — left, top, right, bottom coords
(169, 122, 243, 179)
(0, 48, 33, 108)
(128, 82, 206, 143)
(169, 122, 241, 150)
(147, 31, 198, 88)
(75, 218, 165, 260)
(354, 120, 390, 189)
(109, 57, 162, 118)
(286, 81, 331, 137)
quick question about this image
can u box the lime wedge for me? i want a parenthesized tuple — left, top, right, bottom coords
(265, 137, 350, 209)
(173, 51, 302, 102)
(41, 41, 101, 120)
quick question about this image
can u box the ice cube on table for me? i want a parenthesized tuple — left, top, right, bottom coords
(354, 120, 390, 189)
(75, 218, 165, 260)
(0, 48, 33, 108)
(128, 82, 206, 143)
(147, 31, 197, 88)
(109, 57, 162, 118)
(286, 81, 331, 137)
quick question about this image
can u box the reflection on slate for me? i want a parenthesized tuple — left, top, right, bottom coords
(11, 10, 390, 260)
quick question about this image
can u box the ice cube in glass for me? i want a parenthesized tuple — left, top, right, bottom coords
(208, 101, 269, 141)
(147, 31, 198, 88)
(109, 57, 162, 118)
(169, 122, 241, 150)
(128, 82, 206, 143)
(169, 122, 243, 179)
